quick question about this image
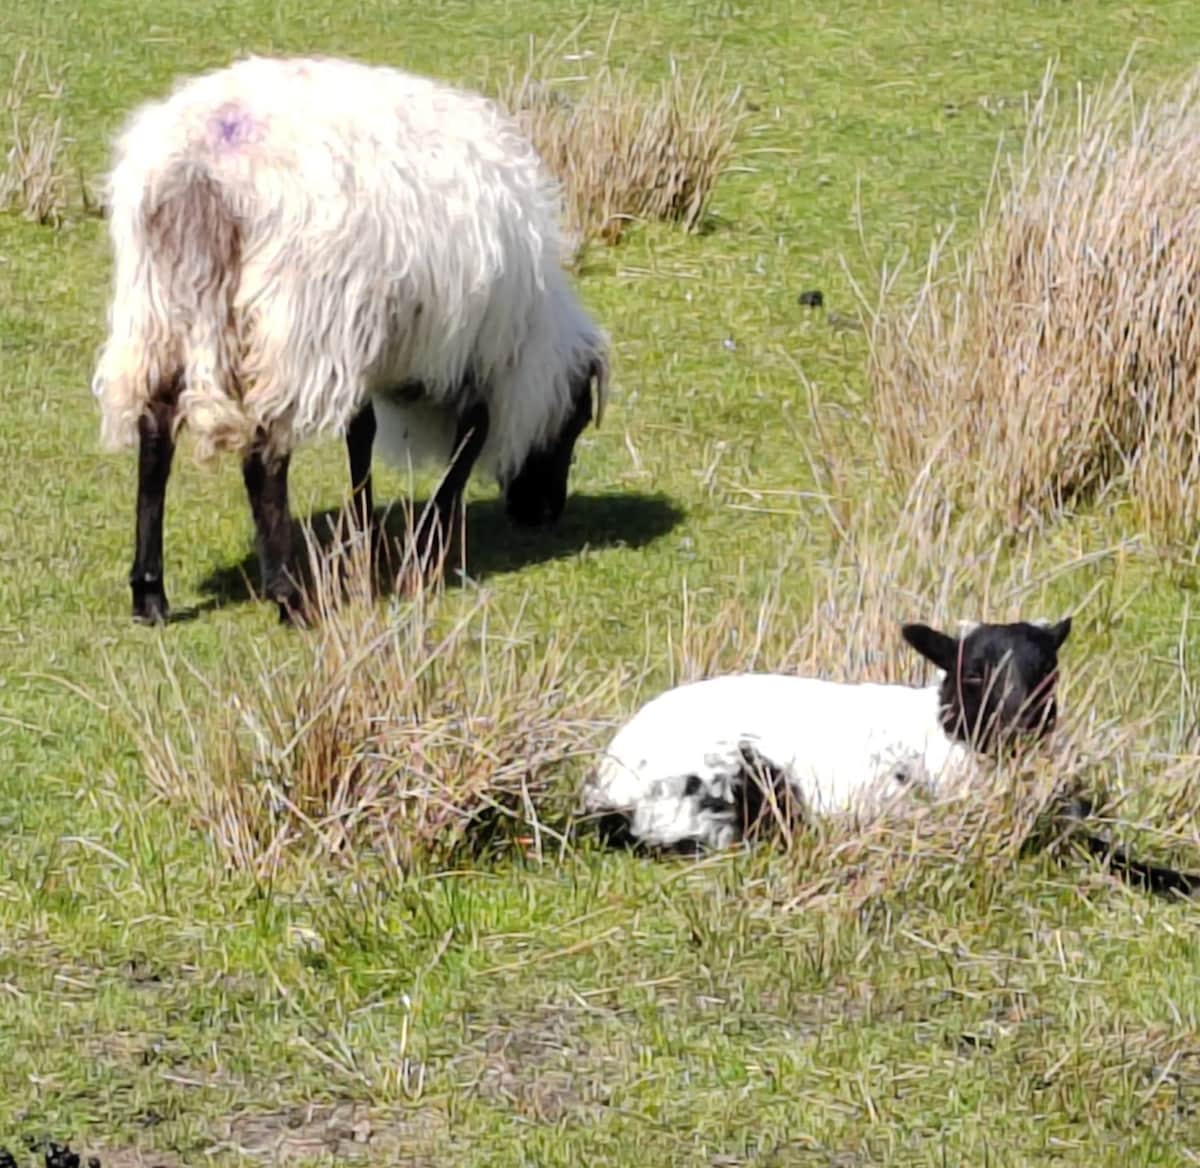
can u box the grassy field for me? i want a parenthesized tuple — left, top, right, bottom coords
(4, 1, 1200, 1164)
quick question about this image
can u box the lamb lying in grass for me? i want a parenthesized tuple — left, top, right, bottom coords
(583, 617, 1072, 850)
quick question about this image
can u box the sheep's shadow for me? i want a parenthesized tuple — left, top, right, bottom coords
(196, 490, 683, 610)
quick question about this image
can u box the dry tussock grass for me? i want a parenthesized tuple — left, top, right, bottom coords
(867, 61, 1200, 547)
(495, 34, 745, 258)
(1, 50, 68, 225)
(108, 523, 626, 880)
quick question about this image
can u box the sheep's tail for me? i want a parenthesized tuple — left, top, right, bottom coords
(92, 166, 254, 462)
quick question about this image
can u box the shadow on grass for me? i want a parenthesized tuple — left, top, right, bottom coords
(196, 490, 684, 611)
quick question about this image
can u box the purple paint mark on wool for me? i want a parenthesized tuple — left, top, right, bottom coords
(209, 104, 260, 151)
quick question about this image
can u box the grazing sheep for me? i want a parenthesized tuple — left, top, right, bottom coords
(582, 617, 1072, 850)
(91, 54, 609, 624)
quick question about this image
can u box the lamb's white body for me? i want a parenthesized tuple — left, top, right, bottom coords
(93, 55, 607, 470)
(584, 673, 974, 849)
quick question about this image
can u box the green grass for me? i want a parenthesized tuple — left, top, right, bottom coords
(3, 1, 1200, 1164)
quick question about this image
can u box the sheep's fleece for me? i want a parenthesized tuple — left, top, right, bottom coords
(93, 55, 606, 474)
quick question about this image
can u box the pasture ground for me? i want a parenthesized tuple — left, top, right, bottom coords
(2, 2, 1200, 1164)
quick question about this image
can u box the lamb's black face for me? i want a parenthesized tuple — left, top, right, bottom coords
(901, 617, 1072, 751)
(504, 363, 597, 528)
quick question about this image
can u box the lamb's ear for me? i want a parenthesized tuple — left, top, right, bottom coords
(1048, 616, 1072, 649)
(901, 623, 959, 672)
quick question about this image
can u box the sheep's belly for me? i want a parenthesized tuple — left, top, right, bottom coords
(370, 392, 458, 470)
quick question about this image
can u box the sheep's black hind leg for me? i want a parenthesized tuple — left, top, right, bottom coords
(735, 744, 804, 842)
(242, 438, 302, 624)
(345, 400, 378, 551)
(130, 395, 178, 625)
(414, 400, 490, 571)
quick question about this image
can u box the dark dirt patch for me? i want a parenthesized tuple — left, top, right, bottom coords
(84, 1148, 183, 1168)
(0, 939, 260, 1007)
(214, 1101, 444, 1164)
(749, 982, 899, 1038)
(453, 998, 627, 1123)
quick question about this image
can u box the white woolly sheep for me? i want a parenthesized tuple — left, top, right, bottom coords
(582, 617, 1073, 850)
(91, 54, 610, 624)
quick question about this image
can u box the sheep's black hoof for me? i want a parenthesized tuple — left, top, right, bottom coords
(275, 596, 303, 627)
(592, 812, 638, 850)
(370, 527, 393, 576)
(332, 532, 382, 597)
(412, 515, 452, 574)
(131, 579, 169, 625)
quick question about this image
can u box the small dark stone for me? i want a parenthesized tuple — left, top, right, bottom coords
(46, 1142, 81, 1168)
(797, 289, 824, 308)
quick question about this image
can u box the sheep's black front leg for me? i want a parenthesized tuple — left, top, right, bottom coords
(130, 395, 178, 624)
(345, 400, 377, 547)
(242, 439, 302, 624)
(414, 400, 490, 570)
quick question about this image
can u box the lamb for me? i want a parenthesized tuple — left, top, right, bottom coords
(91, 54, 609, 624)
(582, 617, 1073, 850)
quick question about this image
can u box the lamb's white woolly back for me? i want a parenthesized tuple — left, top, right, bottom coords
(93, 54, 607, 472)
(583, 673, 972, 849)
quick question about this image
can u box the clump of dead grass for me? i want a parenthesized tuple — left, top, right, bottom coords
(1, 50, 68, 225)
(867, 61, 1200, 547)
(495, 35, 746, 258)
(107, 525, 626, 880)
